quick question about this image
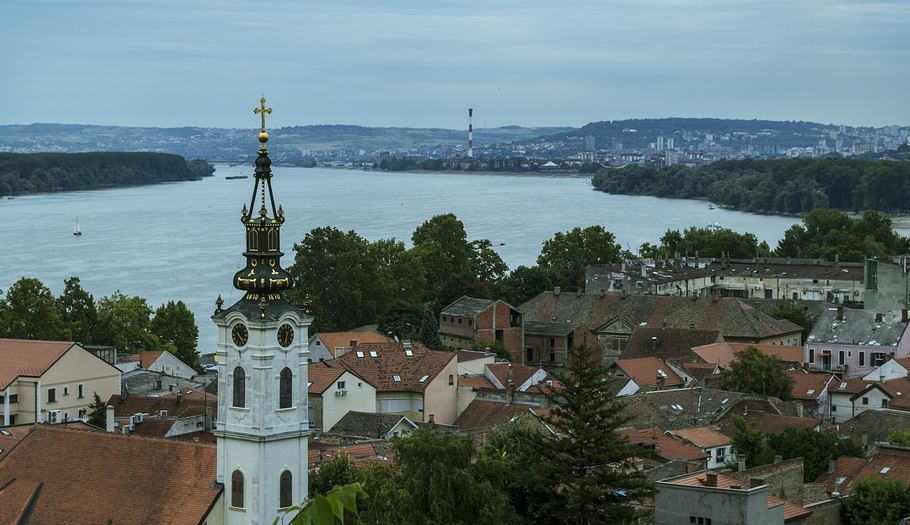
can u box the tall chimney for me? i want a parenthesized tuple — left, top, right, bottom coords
(705, 472, 718, 487)
(902, 309, 908, 323)
(105, 405, 115, 433)
(875, 312, 883, 323)
(836, 306, 844, 321)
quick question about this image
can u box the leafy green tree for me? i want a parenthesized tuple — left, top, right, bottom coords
(0, 277, 70, 340)
(87, 392, 107, 428)
(656, 226, 769, 259)
(720, 347, 794, 400)
(359, 428, 519, 525)
(842, 476, 910, 525)
(55, 276, 97, 343)
(309, 455, 363, 498)
(94, 291, 158, 354)
(284, 482, 368, 525)
(888, 429, 910, 447)
(411, 214, 483, 307)
(775, 209, 908, 262)
(769, 428, 863, 481)
(495, 265, 553, 306)
(467, 239, 509, 298)
(522, 345, 653, 524)
(150, 300, 200, 370)
(765, 300, 816, 339)
(376, 301, 441, 349)
(537, 226, 622, 291)
(730, 416, 775, 469)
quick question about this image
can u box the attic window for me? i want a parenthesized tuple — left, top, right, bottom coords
(356, 351, 364, 358)
(721, 398, 728, 404)
(418, 374, 430, 383)
(657, 369, 668, 378)
(806, 389, 815, 395)
(307, 382, 312, 388)
(880, 467, 891, 475)
(0, 430, 10, 437)
(370, 351, 379, 358)
(840, 382, 848, 389)
(405, 349, 414, 357)
(393, 375, 402, 382)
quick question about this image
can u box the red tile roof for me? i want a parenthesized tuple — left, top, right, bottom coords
(486, 363, 540, 389)
(692, 342, 805, 368)
(107, 394, 213, 419)
(129, 418, 177, 438)
(615, 357, 684, 387)
(815, 455, 866, 494)
(312, 331, 393, 357)
(0, 426, 220, 525)
(336, 342, 455, 393)
(816, 447, 910, 496)
(0, 426, 32, 461)
(673, 427, 731, 449)
(788, 371, 836, 400)
(618, 427, 708, 462)
(715, 411, 820, 437)
(308, 442, 391, 469)
(308, 361, 348, 394)
(457, 350, 495, 362)
(458, 374, 496, 389)
(454, 399, 541, 432)
(0, 339, 75, 390)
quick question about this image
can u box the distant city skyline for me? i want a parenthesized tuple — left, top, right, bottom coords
(2, 0, 908, 129)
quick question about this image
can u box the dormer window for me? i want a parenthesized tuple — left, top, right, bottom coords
(393, 375, 401, 382)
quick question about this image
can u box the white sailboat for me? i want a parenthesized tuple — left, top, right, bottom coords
(73, 220, 82, 236)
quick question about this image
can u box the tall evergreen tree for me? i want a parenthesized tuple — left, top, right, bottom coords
(55, 276, 97, 343)
(522, 345, 653, 524)
(150, 300, 200, 370)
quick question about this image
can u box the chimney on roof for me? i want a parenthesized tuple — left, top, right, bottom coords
(876, 312, 883, 323)
(656, 374, 665, 389)
(749, 478, 764, 489)
(554, 286, 561, 296)
(837, 306, 844, 321)
(651, 336, 658, 353)
(106, 405, 115, 433)
(705, 472, 718, 487)
(828, 459, 836, 474)
(428, 414, 435, 424)
(349, 339, 357, 347)
(903, 309, 908, 323)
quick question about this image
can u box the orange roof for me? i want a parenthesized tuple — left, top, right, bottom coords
(615, 357, 684, 387)
(454, 399, 541, 432)
(458, 374, 496, 389)
(312, 331, 393, 357)
(0, 426, 220, 524)
(0, 339, 75, 390)
(815, 455, 866, 493)
(107, 394, 213, 419)
(308, 361, 349, 394)
(817, 448, 910, 496)
(665, 470, 810, 521)
(692, 342, 805, 368)
(673, 427, 731, 449)
(788, 371, 836, 400)
(486, 363, 541, 389)
(308, 442, 391, 469)
(618, 427, 708, 462)
(0, 426, 32, 461)
(336, 342, 455, 393)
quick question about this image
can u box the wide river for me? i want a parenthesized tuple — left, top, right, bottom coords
(0, 165, 801, 352)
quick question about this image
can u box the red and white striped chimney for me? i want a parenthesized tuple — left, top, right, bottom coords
(467, 108, 474, 158)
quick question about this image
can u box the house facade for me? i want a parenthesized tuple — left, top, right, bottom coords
(1, 339, 121, 426)
(438, 296, 523, 359)
(119, 350, 198, 379)
(805, 306, 910, 378)
(307, 362, 376, 432)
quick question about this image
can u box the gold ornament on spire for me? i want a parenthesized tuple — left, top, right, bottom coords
(253, 96, 272, 145)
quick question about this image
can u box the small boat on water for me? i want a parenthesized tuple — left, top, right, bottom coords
(225, 175, 249, 180)
(73, 221, 82, 236)
(708, 204, 715, 210)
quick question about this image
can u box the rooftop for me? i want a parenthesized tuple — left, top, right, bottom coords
(311, 331, 393, 356)
(0, 339, 76, 390)
(328, 411, 417, 439)
(441, 295, 497, 317)
(486, 363, 542, 390)
(620, 327, 720, 361)
(692, 342, 805, 368)
(336, 341, 455, 393)
(618, 427, 708, 462)
(787, 371, 836, 401)
(808, 307, 909, 347)
(454, 399, 542, 433)
(673, 426, 732, 449)
(615, 357, 685, 387)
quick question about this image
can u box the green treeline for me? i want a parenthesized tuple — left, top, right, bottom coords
(592, 158, 910, 213)
(0, 152, 214, 196)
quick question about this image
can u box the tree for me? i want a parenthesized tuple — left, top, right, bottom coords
(720, 347, 794, 400)
(309, 454, 363, 498)
(87, 392, 107, 428)
(284, 482, 368, 525)
(842, 476, 910, 525)
(730, 416, 774, 469)
(94, 291, 158, 354)
(495, 265, 553, 306)
(537, 226, 622, 291)
(359, 428, 519, 525)
(888, 429, 910, 447)
(55, 276, 97, 343)
(411, 214, 479, 307)
(765, 300, 816, 339)
(521, 345, 653, 524)
(0, 277, 70, 340)
(150, 300, 200, 371)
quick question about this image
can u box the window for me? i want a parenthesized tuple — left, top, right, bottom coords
(808, 348, 814, 364)
(839, 351, 845, 366)
(0, 394, 19, 404)
(448, 374, 454, 386)
(526, 347, 535, 362)
(549, 350, 556, 362)
(231, 470, 244, 508)
(78, 408, 86, 419)
(873, 353, 887, 366)
(468, 319, 473, 326)
(63, 386, 69, 396)
(337, 381, 346, 390)
(418, 375, 430, 384)
(832, 405, 837, 412)
(457, 318, 462, 324)
(279, 368, 293, 409)
(279, 471, 292, 508)
(48, 388, 57, 403)
(716, 447, 726, 461)
(392, 375, 401, 382)
(77, 384, 84, 399)
(862, 397, 869, 405)
(233, 367, 246, 408)
(859, 352, 865, 367)
(549, 337, 555, 347)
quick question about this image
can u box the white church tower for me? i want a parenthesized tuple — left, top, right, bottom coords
(213, 97, 312, 525)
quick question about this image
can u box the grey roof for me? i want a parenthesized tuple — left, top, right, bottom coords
(808, 308, 909, 347)
(441, 296, 496, 317)
(842, 408, 910, 444)
(328, 411, 417, 439)
(212, 295, 311, 322)
(621, 328, 721, 361)
(622, 388, 758, 430)
(524, 320, 576, 337)
(121, 369, 203, 397)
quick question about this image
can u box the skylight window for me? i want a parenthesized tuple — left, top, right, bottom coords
(840, 382, 848, 389)
(356, 351, 364, 358)
(370, 351, 379, 358)
(0, 430, 11, 437)
(880, 467, 891, 475)
(405, 349, 414, 357)
(307, 382, 312, 388)
(721, 398, 729, 404)
(806, 389, 815, 395)
(418, 374, 430, 383)
(657, 369, 667, 378)
(393, 375, 402, 382)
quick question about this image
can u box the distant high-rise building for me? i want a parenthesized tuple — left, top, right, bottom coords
(667, 137, 674, 150)
(585, 135, 596, 151)
(657, 136, 665, 150)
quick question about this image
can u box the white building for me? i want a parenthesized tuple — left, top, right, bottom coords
(308, 361, 376, 432)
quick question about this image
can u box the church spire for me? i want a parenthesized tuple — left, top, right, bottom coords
(231, 97, 293, 310)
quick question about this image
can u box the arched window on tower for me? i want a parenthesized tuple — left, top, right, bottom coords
(279, 367, 293, 409)
(233, 366, 246, 408)
(279, 470, 292, 508)
(231, 470, 245, 508)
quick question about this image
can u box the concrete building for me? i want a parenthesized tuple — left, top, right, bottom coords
(805, 306, 910, 377)
(438, 296, 523, 360)
(117, 350, 198, 379)
(0, 339, 121, 426)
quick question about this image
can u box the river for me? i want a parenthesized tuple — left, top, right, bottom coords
(0, 165, 801, 352)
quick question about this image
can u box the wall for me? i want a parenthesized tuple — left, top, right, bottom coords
(655, 482, 783, 525)
(376, 392, 424, 422)
(862, 360, 910, 382)
(422, 357, 458, 424)
(456, 384, 478, 417)
(730, 458, 805, 505)
(457, 355, 494, 375)
(830, 387, 890, 423)
(438, 313, 475, 350)
(474, 302, 523, 354)
(804, 498, 842, 525)
(308, 335, 335, 363)
(705, 444, 735, 469)
(319, 371, 376, 432)
(166, 414, 208, 437)
(523, 333, 570, 367)
(150, 351, 197, 379)
(806, 342, 909, 378)
(865, 259, 909, 312)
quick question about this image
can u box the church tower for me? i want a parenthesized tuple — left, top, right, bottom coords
(213, 97, 311, 525)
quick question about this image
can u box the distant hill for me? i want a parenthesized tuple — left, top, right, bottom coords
(0, 123, 574, 162)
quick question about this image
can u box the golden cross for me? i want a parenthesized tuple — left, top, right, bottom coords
(253, 96, 272, 132)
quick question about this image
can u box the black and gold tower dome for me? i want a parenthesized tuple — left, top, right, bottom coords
(215, 97, 303, 320)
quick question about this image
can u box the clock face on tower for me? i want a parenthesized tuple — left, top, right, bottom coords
(231, 323, 249, 347)
(278, 323, 294, 348)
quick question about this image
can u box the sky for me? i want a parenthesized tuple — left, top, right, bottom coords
(1, 0, 908, 129)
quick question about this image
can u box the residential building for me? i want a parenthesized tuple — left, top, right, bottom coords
(618, 426, 709, 470)
(455, 349, 496, 375)
(805, 306, 910, 377)
(454, 398, 550, 440)
(693, 342, 805, 369)
(672, 427, 736, 469)
(106, 393, 215, 439)
(308, 331, 393, 362)
(816, 446, 910, 497)
(864, 256, 910, 311)
(787, 371, 838, 421)
(655, 470, 811, 525)
(828, 377, 910, 423)
(327, 411, 419, 440)
(617, 327, 720, 362)
(438, 296, 523, 359)
(0, 426, 222, 524)
(608, 357, 690, 396)
(0, 339, 121, 426)
(118, 350, 198, 379)
(483, 363, 549, 392)
(336, 341, 458, 424)
(307, 361, 376, 432)
(120, 367, 206, 397)
(861, 356, 910, 382)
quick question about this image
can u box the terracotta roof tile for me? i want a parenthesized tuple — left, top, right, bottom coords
(0, 339, 75, 390)
(336, 342, 455, 393)
(693, 342, 805, 368)
(456, 350, 495, 363)
(486, 363, 540, 389)
(308, 442, 391, 469)
(454, 399, 540, 432)
(0, 426, 220, 525)
(618, 427, 708, 462)
(673, 427, 732, 449)
(107, 394, 213, 419)
(787, 371, 836, 401)
(715, 412, 819, 437)
(129, 418, 177, 438)
(308, 361, 348, 394)
(815, 455, 866, 494)
(312, 331, 393, 357)
(458, 374, 496, 389)
(621, 328, 720, 361)
(616, 357, 685, 387)
(665, 470, 811, 521)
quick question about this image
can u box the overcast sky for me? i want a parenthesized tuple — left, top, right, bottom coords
(2, 0, 908, 129)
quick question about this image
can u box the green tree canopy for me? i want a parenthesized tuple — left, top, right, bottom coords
(656, 226, 770, 259)
(495, 265, 553, 306)
(537, 226, 622, 291)
(764, 300, 816, 339)
(309, 454, 363, 498)
(720, 346, 794, 400)
(94, 291, 158, 354)
(775, 209, 909, 262)
(842, 476, 910, 525)
(150, 300, 200, 370)
(55, 276, 97, 343)
(0, 277, 70, 340)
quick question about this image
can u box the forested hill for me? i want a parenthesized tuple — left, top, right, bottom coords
(0, 152, 214, 197)
(592, 158, 910, 214)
